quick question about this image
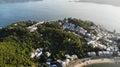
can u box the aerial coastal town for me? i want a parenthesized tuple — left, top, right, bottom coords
(0, 0, 120, 67)
(25, 18, 120, 67)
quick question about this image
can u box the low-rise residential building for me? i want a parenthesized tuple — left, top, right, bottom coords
(27, 26, 37, 32)
(98, 51, 113, 57)
(62, 20, 87, 35)
(65, 54, 71, 59)
(71, 54, 78, 60)
(88, 52, 96, 57)
(45, 51, 51, 57)
(27, 21, 44, 32)
(30, 48, 43, 58)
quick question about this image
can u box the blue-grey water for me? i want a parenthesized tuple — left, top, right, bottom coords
(0, 0, 120, 32)
(73, 0, 120, 6)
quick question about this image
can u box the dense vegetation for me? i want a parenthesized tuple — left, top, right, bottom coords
(0, 19, 95, 67)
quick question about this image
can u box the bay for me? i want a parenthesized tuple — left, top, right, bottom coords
(0, 0, 120, 32)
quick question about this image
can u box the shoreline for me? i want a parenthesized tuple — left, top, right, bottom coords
(74, 58, 115, 67)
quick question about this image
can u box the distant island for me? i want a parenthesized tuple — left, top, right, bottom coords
(0, 18, 120, 67)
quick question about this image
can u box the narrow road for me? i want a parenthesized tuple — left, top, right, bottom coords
(66, 59, 81, 67)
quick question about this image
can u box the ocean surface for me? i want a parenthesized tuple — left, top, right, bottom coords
(0, 0, 120, 32)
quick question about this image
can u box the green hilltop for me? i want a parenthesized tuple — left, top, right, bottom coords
(0, 18, 118, 67)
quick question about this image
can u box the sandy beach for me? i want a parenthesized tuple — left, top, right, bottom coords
(74, 58, 114, 67)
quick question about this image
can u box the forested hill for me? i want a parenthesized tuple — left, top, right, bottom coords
(0, 18, 118, 67)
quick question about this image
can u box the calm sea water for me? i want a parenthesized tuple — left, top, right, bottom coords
(86, 63, 120, 67)
(0, 0, 120, 32)
(74, 0, 120, 6)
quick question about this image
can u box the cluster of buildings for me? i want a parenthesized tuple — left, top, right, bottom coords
(61, 19, 120, 58)
(88, 51, 114, 57)
(62, 19, 87, 35)
(50, 54, 78, 67)
(87, 26, 118, 51)
(86, 26, 119, 57)
(28, 19, 120, 67)
(116, 33, 120, 40)
(30, 47, 78, 67)
(31, 48, 43, 58)
(27, 21, 44, 32)
(31, 48, 51, 58)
